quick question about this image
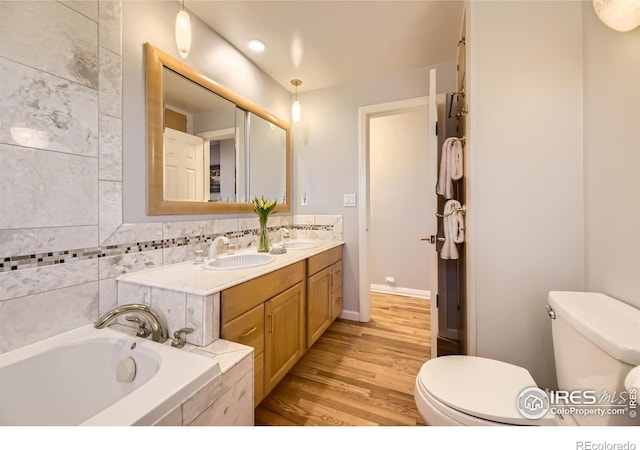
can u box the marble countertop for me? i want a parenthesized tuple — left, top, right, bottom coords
(117, 240, 344, 296)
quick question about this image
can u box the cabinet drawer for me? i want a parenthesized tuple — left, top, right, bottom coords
(331, 260, 343, 293)
(307, 245, 343, 277)
(221, 261, 304, 323)
(221, 303, 264, 355)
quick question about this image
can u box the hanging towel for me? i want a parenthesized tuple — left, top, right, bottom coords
(436, 137, 464, 199)
(440, 199, 465, 260)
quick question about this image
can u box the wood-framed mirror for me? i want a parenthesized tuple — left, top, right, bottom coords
(145, 43, 291, 215)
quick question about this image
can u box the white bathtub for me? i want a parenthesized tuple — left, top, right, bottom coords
(0, 325, 220, 426)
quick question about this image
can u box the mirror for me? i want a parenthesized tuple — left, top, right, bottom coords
(145, 43, 291, 215)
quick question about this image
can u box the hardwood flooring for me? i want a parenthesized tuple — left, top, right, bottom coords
(255, 292, 430, 426)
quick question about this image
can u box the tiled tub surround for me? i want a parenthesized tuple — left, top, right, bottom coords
(116, 239, 345, 347)
(0, 215, 342, 353)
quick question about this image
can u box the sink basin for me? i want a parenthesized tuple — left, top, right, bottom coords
(282, 240, 320, 250)
(203, 253, 275, 270)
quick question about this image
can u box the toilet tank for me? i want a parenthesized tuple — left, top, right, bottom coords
(548, 291, 640, 426)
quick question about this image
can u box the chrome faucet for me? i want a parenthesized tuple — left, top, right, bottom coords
(273, 228, 290, 244)
(94, 304, 167, 343)
(209, 235, 230, 260)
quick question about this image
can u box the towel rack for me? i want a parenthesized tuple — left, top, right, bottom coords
(447, 90, 465, 118)
(436, 205, 467, 218)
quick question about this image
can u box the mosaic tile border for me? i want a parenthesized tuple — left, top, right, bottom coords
(1, 225, 334, 273)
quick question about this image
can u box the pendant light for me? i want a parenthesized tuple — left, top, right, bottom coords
(593, 0, 640, 32)
(175, 0, 191, 58)
(291, 79, 302, 125)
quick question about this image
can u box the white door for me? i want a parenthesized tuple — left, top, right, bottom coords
(428, 69, 439, 359)
(163, 127, 205, 201)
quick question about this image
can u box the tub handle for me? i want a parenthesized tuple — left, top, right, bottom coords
(171, 327, 194, 349)
(545, 305, 556, 320)
(126, 316, 150, 338)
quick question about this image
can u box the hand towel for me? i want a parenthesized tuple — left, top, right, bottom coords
(440, 200, 465, 260)
(436, 137, 464, 199)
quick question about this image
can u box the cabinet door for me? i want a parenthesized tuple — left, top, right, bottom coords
(306, 267, 332, 349)
(264, 282, 305, 396)
(331, 260, 343, 321)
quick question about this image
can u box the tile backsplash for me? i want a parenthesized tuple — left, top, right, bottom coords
(0, 1, 343, 354)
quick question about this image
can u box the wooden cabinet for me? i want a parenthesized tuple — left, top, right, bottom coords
(221, 261, 304, 407)
(306, 246, 343, 348)
(220, 245, 343, 407)
(264, 282, 305, 394)
(306, 267, 332, 348)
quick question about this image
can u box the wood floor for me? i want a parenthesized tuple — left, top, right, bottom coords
(255, 292, 430, 426)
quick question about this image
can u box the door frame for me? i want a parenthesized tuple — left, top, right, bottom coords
(357, 96, 431, 324)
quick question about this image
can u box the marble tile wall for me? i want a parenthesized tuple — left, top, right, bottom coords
(0, 1, 344, 355)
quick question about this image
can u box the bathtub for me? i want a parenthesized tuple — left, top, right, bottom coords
(0, 324, 220, 426)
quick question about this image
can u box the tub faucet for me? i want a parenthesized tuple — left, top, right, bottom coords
(94, 304, 167, 343)
(209, 236, 230, 260)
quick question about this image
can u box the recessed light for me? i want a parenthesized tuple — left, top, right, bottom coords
(248, 39, 266, 52)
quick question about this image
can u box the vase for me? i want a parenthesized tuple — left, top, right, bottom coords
(258, 217, 269, 252)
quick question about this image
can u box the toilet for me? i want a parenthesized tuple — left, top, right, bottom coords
(415, 291, 640, 426)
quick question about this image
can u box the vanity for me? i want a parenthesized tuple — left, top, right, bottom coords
(116, 240, 344, 411)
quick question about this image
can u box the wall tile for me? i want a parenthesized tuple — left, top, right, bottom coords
(186, 293, 205, 346)
(150, 287, 186, 337)
(315, 215, 340, 227)
(0, 58, 99, 157)
(98, 1, 121, 55)
(98, 277, 117, 316)
(98, 248, 163, 279)
(0, 2, 98, 89)
(0, 259, 98, 301)
(100, 223, 163, 246)
(98, 47, 121, 118)
(99, 180, 122, 243)
(218, 351, 253, 392)
(163, 243, 202, 266)
(0, 144, 98, 229)
(207, 218, 239, 235)
(98, 114, 122, 181)
(0, 282, 99, 354)
(239, 217, 259, 231)
(182, 375, 224, 425)
(117, 282, 151, 307)
(202, 293, 219, 345)
(292, 215, 314, 225)
(188, 372, 253, 426)
(163, 221, 207, 240)
(60, 1, 98, 21)
(0, 226, 98, 257)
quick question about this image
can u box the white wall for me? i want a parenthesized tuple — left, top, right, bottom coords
(293, 61, 457, 315)
(467, 1, 584, 389)
(583, 3, 640, 309)
(369, 108, 431, 294)
(122, 1, 291, 223)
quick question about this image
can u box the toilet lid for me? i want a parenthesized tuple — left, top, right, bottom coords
(417, 355, 550, 426)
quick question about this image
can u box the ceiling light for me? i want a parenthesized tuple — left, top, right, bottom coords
(593, 0, 640, 32)
(249, 39, 266, 52)
(291, 79, 302, 125)
(175, 1, 191, 58)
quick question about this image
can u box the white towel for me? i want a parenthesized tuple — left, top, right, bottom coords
(440, 199, 465, 260)
(436, 137, 464, 199)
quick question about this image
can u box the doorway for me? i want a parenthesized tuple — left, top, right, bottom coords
(358, 95, 438, 350)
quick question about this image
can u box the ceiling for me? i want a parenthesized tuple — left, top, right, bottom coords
(186, 1, 465, 94)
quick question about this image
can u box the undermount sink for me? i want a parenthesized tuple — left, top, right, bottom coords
(282, 240, 320, 250)
(203, 253, 275, 271)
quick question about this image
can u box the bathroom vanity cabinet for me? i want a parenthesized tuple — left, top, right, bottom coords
(220, 246, 343, 406)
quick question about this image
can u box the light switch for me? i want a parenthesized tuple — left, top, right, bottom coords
(343, 194, 356, 207)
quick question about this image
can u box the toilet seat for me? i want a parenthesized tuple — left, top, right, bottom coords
(416, 355, 556, 426)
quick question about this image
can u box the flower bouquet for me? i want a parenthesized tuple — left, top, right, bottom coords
(252, 197, 277, 252)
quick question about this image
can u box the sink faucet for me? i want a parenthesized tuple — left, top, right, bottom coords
(209, 235, 230, 260)
(94, 304, 167, 343)
(273, 228, 290, 244)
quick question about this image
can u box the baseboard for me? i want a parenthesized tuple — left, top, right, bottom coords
(370, 284, 430, 300)
(338, 309, 361, 322)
